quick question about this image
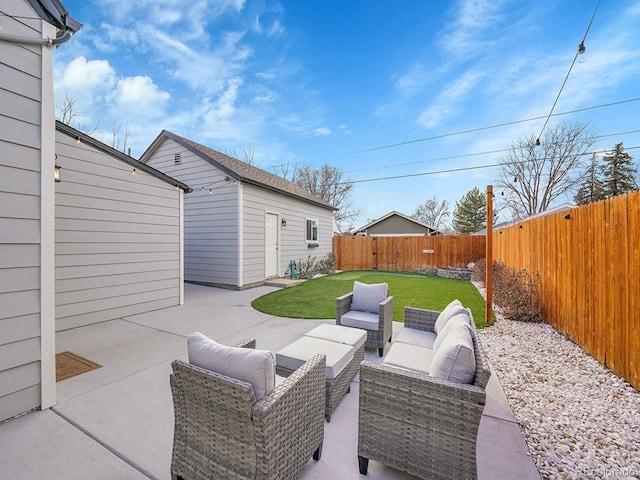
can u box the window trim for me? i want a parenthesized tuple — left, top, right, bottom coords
(305, 218, 319, 242)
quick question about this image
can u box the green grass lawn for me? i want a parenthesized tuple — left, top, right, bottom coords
(252, 271, 488, 328)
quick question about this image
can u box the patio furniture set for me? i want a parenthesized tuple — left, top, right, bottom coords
(169, 281, 491, 480)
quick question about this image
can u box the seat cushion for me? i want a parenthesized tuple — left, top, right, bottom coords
(188, 332, 275, 401)
(276, 336, 353, 380)
(383, 343, 434, 374)
(395, 327, 437, 349)
(350, 281, 388, 313)
(305, 324, 367, 354)
(340, 310, 380, 331)
(430, 323, 476, 384)
(433, 299, 469, 334)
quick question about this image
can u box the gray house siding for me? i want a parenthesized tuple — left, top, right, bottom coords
(366, 216, 432, 235)
(242, 184, 334, 284)
(54, 132, 183, 331)
(143, 138, 240, 287)
(0, 1, 52, 422)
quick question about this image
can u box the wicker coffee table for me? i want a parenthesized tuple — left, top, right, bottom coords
(276, 324, 367, 422)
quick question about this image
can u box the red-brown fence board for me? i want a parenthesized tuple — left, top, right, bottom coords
(493, 190, 640, 390)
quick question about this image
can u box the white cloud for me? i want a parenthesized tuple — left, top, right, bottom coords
(115, 76, 170, 108)
(59, 56, 116, 92)
(339, 124, 352, 135)
(417, 69, 485, 128)
(393, 64, 430, 96)
(439, 0, 507, 57)
(314, 127, 331, 136)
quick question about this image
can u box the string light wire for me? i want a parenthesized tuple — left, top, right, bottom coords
(535, 0, 601, 145)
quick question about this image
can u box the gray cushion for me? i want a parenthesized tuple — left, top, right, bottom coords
(395, 327, 437, 349)
(350, 281, 388, 313)
(434, 299, 468, 334)
(383, 343, 434, 374)
(340, 309, 379, 330)
(305, 324, 367, 354)
(430, 323, 476, 384)
(188, 332, 275, 401)
(276, 336, 353, 380)
(433, 313, 472, 352)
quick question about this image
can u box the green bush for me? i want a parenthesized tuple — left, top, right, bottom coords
(474, 259, 544, 322)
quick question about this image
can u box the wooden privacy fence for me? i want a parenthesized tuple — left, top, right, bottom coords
(333, 235, 486, 272)
(493, 189, 640, 390)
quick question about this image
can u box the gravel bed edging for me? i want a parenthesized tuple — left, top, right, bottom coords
(473, 282, 640, 480)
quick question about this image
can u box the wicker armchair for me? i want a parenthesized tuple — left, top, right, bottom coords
(336, 290, 393, 357)
(170, 338, 326, 480)
(358, 307, 491, 480)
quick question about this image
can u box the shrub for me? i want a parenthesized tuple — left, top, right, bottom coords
(295, 255, 318, 279)
(473, 259, 544, 322)
(317, 252, 337, 274)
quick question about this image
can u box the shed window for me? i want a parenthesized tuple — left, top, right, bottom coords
(306, 219, 318, 242)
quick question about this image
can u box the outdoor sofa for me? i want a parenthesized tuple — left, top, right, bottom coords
(170, 333, 325, 480)
(358, 301, 492, 480)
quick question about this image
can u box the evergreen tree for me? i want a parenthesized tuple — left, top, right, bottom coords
(573, 153, 606, 206)
(601, 142, 638, 198)
(452, 187, 489, 234)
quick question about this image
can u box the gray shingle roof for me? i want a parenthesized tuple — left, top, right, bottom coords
(148, 130, 335, 211)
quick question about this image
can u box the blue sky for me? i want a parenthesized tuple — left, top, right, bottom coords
(54, 0, 640, 228)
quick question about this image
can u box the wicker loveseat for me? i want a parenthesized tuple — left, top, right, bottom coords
(336, 281, 393, 357)
(358, 303, 491, 480)
(170, 336, 326, 480)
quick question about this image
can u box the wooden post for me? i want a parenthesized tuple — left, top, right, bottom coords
(486, 185, 493, 325)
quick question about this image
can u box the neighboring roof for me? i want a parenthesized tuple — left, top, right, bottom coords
(140, 130, 336, 211)
(56, 121, 192, 193)
(27, 0, 83, 34)
(475, 203, 577, 234)
(354, 210, 441, 235)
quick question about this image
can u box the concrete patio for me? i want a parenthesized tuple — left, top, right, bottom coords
(0, 283, 541, 479)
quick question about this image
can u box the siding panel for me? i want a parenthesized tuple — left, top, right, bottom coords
(0, 0, 45, 422)
(55, 131, 183, 330)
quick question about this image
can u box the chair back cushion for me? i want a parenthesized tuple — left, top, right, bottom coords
(351, 281, 388, 313)
(430, 323, 476, 384)
(188, 332, 275, 401)
(433, 299, 468, 334)
(432, 313, 471, 352)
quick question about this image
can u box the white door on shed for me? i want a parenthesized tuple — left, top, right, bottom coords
(265, 213, 279, 278)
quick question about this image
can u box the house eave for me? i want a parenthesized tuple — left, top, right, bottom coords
(56, 122, 193, 193)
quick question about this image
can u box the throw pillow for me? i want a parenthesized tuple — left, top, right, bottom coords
(433, 313, 471, 352)
(350, 281, 389, 313)
(430, 323, 476, 384)
(188, 332, 275, 401)
(433, 299, 468, 334)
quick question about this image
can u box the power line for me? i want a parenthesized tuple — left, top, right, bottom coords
(344, 129, 640, 173)
(343, 145, 640, 185)
(354, 96, 640, 154)
(536, 0, 601, 144)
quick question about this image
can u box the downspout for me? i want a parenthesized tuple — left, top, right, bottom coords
(0, 30, 73, 47)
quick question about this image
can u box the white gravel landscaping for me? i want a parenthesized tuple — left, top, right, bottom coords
(477, 315, 640, 480)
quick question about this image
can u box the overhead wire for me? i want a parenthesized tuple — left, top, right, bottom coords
(344, 129, 640, 174)
(354, 96, 639, 154)
(535, 0, 601, 144)
(339, 145, 640, 185)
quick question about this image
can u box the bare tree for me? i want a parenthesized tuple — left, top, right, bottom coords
(413, 197, 450, 230)
(111, 121, 130, 154)
(227, 146, 257, 166)
(55, 90, 98, 135)
(497, 122, 596, 219)
(271, 156, 299, 181)
(294, 165, 359, 229)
